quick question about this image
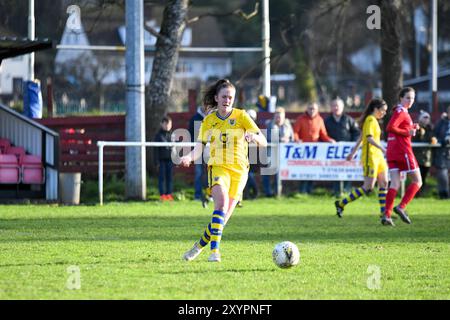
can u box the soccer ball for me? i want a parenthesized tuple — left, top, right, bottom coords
(272, 241, 300, 268)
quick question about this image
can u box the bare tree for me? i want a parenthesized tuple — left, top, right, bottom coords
(379, 0, 403, 110)
(145, 0, 189, 171)
(144, 0, 260, 171)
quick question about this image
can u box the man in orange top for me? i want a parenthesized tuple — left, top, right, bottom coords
(293, 102, 335, 194)
(293, 102, 335, 143)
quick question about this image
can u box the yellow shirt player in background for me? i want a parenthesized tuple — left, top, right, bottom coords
(334, 99, 390, 224)
(180, 79, 267, 262)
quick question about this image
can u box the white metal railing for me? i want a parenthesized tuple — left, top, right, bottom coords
(56, 45, 263, 52)
(97, 141, 444, 205)
(97, 141, 196, 205)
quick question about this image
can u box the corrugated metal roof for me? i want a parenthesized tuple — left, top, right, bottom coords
(0, 103, 59, 137)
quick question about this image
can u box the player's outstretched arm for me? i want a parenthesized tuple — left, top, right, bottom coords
(246, 132, 267, 147)
(180, 142, 204, 167)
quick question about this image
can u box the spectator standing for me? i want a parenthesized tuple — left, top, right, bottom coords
(433, 105, 450, 199)
(189, 105, 208, 201)
(412, 110, 437, 196)
(263, 107, 294, 197)
(293, 102, 335, 194)
(325, 98, 360, 196)
(154, 116, 174, 201)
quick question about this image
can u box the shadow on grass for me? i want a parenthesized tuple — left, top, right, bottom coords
(1, 214, 449, 244)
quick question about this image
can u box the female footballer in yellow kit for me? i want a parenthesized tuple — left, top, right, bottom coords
(334, 99, 390, 224)
(180, 79, 267, 262)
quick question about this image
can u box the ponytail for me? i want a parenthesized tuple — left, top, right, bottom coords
(358, 98, 386, 128)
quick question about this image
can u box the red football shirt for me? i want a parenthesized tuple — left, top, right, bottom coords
(386, 105, 415, 160)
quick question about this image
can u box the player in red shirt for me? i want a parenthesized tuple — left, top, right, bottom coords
(383, 87, 422, 226)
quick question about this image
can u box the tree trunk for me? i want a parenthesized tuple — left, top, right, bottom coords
(410, 8, 418, 78)
(145, 0, 189, 172)
(380, 0, 403, 111)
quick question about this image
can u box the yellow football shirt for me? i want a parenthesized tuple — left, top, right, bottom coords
(198, 108, 260, 172)
(361, 114, 384, 162)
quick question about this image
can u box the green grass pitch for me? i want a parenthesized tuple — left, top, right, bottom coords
(0, 197, 449, 299)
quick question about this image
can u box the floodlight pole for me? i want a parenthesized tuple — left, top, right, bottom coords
(262, 0, 272, 108)
(28, 0, 35, 80)
(430, 0, 438, 115)
(125, 0, 146, 200)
